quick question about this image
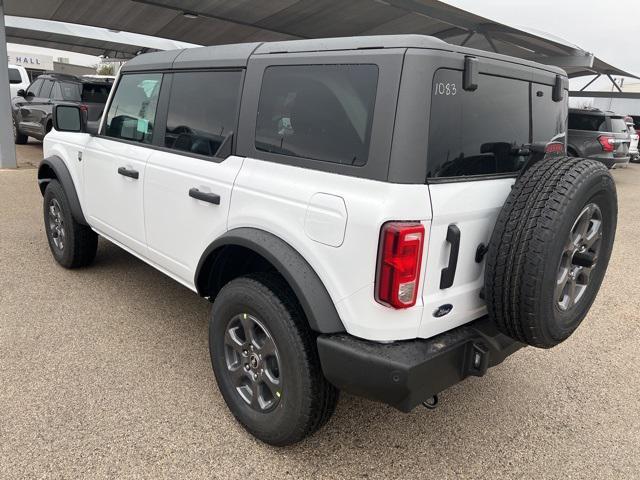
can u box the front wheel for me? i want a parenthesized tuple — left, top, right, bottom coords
(13, 117, 28, 144)
(43, 180, 98, 268)
(209, 273, 338, 446)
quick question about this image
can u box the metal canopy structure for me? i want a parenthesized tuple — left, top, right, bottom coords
(3, 0, 636, 79)
(5, 15, 200, 59)
(1, 0, 638, 168)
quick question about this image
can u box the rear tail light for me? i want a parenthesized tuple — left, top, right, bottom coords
(376, 222, 425, 309)
(598, 135, 615, 153)
(79, 104, 88, 112)
(544, 141, 565, 155)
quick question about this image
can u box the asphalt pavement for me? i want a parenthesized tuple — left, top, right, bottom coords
(1, 152, 639, 479)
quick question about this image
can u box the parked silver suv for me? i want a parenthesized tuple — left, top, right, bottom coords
(567, 108, 631, 168)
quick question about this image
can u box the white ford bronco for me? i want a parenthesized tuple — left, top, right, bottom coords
(39, 35, 617, 446)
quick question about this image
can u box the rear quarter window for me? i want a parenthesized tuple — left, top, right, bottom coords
(427, 69, 530, 178)
(255, 64, 378, 166)
(609, 117, 628, 134)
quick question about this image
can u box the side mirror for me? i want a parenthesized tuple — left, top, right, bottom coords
(16, 89, 25, 97)
(53, 104, 88, 133)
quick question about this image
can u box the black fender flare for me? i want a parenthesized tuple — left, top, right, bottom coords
(38, 155, 88, 225)
(195, 228, 346, 334)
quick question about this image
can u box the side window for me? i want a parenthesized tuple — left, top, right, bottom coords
(8, 68, 22, 84)
(532, 83, 568, 144)
(164, 70, 242, 157)
(427, 70, 530, 178)
(40, 79, 54, 99)
(255, 64, 378, 166)
(103, 73, 162, 144)
(568, 114, 605, 131)
(57, 81, 81, 101)
(27, 79, 43, 97)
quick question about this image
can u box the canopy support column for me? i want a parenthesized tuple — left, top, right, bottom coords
(0, 0, 17, 169)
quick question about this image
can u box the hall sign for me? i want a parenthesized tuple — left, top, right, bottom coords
(7, 51, 54, 71)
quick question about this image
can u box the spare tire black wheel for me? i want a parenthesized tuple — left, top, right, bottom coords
(485, 158, 617, 348)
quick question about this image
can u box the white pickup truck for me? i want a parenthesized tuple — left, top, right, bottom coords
(8, 64, 29, 98)
(38, 35, 617, 446)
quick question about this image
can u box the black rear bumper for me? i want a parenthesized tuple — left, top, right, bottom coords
(317, 317, 523, 412)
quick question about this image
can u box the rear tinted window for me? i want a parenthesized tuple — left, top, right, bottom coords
(609, 117, 628, 134)
(532, 83, 567, 144)
(427, 70, 530, 178)
(8, 68, 22, 84)
(256, 64, 378, 166)
(568, 113, 605, 131)
(164, 70, 242, 157)
(81, 83, 110, 103)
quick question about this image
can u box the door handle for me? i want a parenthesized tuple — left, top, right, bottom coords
(189, 187, 220, 205)
(440, 224, 461, 289)
(117, 166, 139, 179)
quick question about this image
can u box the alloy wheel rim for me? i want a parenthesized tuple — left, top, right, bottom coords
(48, 199, 66, 251)
(555, 203, 603, 311)
(224, 313, 282, 412)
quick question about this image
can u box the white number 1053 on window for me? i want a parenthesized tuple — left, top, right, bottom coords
(434, 82, 457, 96)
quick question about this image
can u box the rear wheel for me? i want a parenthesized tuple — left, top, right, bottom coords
(485, 158, 617, 348)
(209, 273, 338, 446)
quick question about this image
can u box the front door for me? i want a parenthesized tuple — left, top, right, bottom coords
(143, 70, 245, 286)
(15, 78, 43, 134)
(82, 72, 163, 255)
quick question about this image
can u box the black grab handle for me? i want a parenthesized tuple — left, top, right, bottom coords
(117, 166, 139, 179)
(440, 224, 461, 289)
(189, 188, 220, 205)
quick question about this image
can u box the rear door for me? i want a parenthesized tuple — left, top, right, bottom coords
(419, 67, 567, 338)
(143, 69, 245, 286)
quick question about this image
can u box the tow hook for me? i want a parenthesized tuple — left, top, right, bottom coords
(422, 394, 439, 410)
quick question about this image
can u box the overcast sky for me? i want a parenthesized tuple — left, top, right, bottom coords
(443, 0, 640, 87)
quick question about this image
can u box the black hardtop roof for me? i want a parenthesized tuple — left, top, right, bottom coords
(121, 34, 566, 78)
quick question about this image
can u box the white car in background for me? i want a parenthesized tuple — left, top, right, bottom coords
(625, 116, 639, 161)
(8, 64, 29, 98)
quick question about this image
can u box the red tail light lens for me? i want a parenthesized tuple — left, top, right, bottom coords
(376, 222, 425, 309)
(598, 135, 615, 152)
(79, 104, 88, 112)
(544, 141, 565, 155)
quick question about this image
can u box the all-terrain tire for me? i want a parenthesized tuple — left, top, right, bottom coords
(43, 180, 98, 268)
(209, 272, 338, 446)
(13, 117, 28, 144)
(485, 158, 617, 348)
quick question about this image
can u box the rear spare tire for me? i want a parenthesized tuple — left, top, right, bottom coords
(485, 158, 617, 348)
